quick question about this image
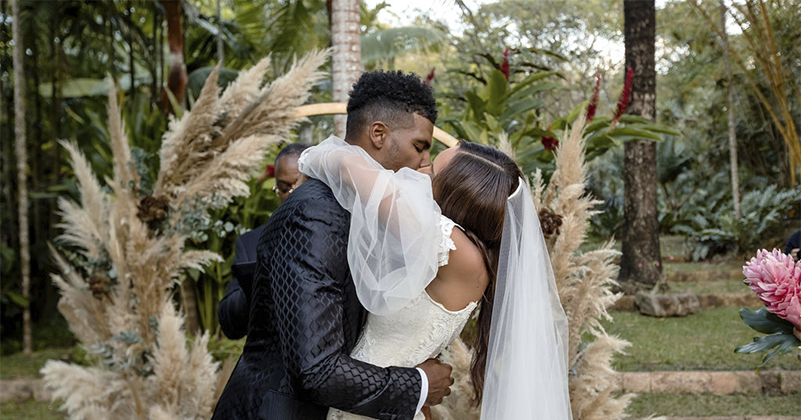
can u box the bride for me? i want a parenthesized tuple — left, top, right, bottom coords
(299, 136, 572, 420)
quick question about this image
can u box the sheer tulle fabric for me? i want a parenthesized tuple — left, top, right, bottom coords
(480, 181, 572, 419)
(297, 136, 442, 316)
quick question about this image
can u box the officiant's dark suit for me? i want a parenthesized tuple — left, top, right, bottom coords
(212, 70, 448, 420)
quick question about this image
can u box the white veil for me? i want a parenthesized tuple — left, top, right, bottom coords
(297, 136, 442, 316)
(480, 180, 572, 419)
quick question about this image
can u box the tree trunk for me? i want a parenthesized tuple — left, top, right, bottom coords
(160, 0, 187, 114)
(719, 0, 741, 220)
(127, 0, 135, 103)
(618, 0, 663, 291)
(12, 0, 32, 355)
(330, 0, 361, 138)
(216, 0, 223, 64)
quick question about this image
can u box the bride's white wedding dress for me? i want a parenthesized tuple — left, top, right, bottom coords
(328, 216, 475, 420)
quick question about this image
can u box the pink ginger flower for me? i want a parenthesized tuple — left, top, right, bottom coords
(743, 249, 801, 330)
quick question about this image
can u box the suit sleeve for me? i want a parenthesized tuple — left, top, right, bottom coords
(268, 202, 422, 420)
(218, 237, 250, 339)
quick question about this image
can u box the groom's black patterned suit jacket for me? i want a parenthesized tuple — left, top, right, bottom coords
(212, 179, 422, 420)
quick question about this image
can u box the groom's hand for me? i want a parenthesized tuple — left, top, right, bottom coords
(417, 358, 453, 406)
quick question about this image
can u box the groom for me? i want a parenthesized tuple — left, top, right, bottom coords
(212, 70, 453, 420)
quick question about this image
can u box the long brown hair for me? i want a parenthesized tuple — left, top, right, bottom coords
(431, 140, 522, 404)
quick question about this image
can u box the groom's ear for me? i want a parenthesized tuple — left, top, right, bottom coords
(368, 121, 389, 150)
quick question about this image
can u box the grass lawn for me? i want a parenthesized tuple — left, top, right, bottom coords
(626, 392, 801, 417)
(0, 347, 76, 379)
(0, 400, 65, 420)
(603, 307, 801, 371)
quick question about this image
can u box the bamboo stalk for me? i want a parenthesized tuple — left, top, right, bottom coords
(692, 0, 801, 184)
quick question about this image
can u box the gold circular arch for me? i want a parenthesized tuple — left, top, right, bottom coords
(293, 103, 459, 148)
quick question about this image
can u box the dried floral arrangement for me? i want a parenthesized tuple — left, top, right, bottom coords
(433, 116, 633, 420)
(41, 50, 327, 420)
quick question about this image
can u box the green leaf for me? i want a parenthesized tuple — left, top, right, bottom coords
(5, 291, 29, 308)
(486, 69, 508, 116)
(506, 71, 559, 97)
(465, 91, 487, 123)
(518, 127, 558, 140)
(739, 307, 796, 335)
(461, 121, 484, 144)
(163, 89, 184, 119)
(484, 113, 500, 133)
(187, 66, 240, 99)
(39, 78, 108, 98)
(644, 124, 683, 136)
(550, 102, 588, 131)
(584, 117, 613, 133)
(618, 115, 652, 124)
(499, 97, 544, 124)
(760, 335, 800, 367)
(505, 81, 562, 104)
(607, 126, 663, 141)
(735, 332, 800, 355)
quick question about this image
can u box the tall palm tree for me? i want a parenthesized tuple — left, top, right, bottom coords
(12, 0, 32, 355)
(618, 0, 663, 290)
(330, 0, 361, 137)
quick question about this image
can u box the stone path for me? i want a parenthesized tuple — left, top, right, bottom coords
(0, 377, 50, 404)
(4, 369, 799, 404)
(612, 370, 801, 395)
(629, 417, 801, 420)
(612, 293, 760, 312)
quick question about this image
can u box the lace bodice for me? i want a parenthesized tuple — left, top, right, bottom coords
(328, 216, 475, 420)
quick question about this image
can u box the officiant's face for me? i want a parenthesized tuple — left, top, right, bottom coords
(378, 113, 434, 172)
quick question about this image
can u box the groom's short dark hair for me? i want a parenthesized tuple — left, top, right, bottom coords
(346, 70, 437, 136)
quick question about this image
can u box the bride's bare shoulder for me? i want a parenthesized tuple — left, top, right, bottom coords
(426, 228, 489, 311)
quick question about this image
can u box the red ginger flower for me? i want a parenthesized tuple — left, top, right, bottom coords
(611, 67, 633, 126)
(257, 164, 275, 184)
(542, 124, 558, 152)
(586, 73, 601, 123)
(501, 47, 510, 81)
(425, 68, 435, 86)
(743, 249, 801, 330)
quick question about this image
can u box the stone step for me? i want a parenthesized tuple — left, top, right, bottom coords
(628, 417, 801, 420)
(0, 377, 50, 404)
(613, 370, 801, 395)
(611, 293, 760, 312)
(666, 268, 744, 283)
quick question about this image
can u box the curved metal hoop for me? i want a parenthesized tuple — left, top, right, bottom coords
(293, 103, 459, 148)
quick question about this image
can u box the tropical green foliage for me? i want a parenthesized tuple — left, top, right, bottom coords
(2, 0, 800, 351)
(673, 186, 800, 261)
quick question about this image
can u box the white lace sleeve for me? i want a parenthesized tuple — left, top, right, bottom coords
(437, 215, 457, 267)
(298, 136, 443, 316)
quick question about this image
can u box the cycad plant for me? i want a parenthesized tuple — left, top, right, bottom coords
(41, 50, 327, 419)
